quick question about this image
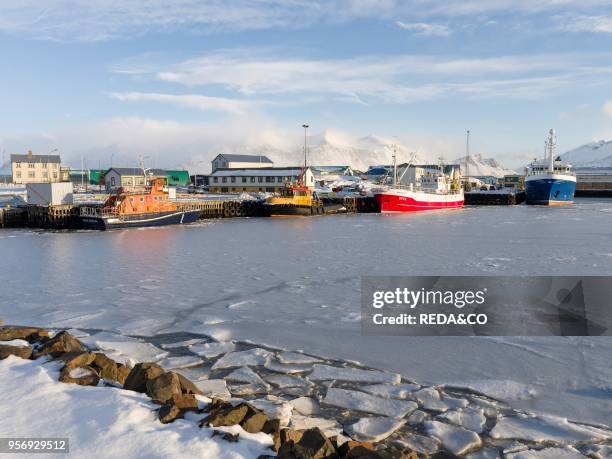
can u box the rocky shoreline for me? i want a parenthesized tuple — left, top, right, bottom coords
(0, 325, 610, 459)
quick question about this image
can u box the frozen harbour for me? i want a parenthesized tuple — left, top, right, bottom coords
(1, 198, 612, 429)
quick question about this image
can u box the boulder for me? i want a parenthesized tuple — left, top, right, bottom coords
(116, 363, 131, 385)
(0, 326, 48, 343)
(0, 344, 32, 360)
(200, 402, 249, 428)
(157, 394, 198, 424)
(146, 372, 182, 404)
(240, 407, 270, 434)
(91, 353, 130, 384)
(59, 366, 100, 386)
(159, 404, 182, 424)
(337, 441, 375, 458)
(176, 373, 204, 395)
(211, 430, 240, 443)
(262, 418, 282, 435)
(277, 427, 338, 459)
(35, 332, 84, 358)
(57, 351, 96, 369)
(123, 362, 164, 392)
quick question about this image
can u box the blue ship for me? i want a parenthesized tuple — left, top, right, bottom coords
(525, 129, 576, 206)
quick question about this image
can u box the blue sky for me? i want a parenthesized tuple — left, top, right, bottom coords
(1, 1, 612, 170)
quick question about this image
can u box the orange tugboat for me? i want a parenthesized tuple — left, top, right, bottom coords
(80, 178, 201, 230)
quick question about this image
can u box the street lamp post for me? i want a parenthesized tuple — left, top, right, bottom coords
(302, 124, 309, 172)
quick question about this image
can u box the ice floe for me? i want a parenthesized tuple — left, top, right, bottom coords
(344, 417, 405, 442)
(407, 410, 427, 425)
(323, 388, 417, 418)
(309, 364, 400, 384)
(158, 355, 204, 370)
(250, 397, 293, 427)
(466, 447, 502, 459)
(161, 338, 205, 349)
(193, 379, 231, 399)
(90, 336, 168, 365)
(229, 383, 271, 396)
(290, 414, 343, 438)
(506, 446, 587, 458)
(394, 434, 441, 455)
(277, 351, 322, 365)
(360, 383, 419, 399)
(189, 341, 235, 359)
(490, 414, 612, 443)
(290, 397, 321, 416)
(211, 348, 271, 370)
(265, 373, 311, 389)
(425, 420, 482, 456)
(0, 339, 30, 347)
(414, 387, 468, 412)
(225, 366, 266, 385)
(438, 408, 487, 433)
(263, 359, 313, 374)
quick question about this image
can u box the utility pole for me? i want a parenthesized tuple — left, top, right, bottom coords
(465, 130, 470, 191)
(302, 124, 309, 184)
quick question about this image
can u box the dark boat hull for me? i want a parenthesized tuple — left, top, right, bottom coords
(81, 210, 201, 230)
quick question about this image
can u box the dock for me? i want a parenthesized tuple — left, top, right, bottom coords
(0, 196, 379, 230)
(464, 190, 526, 205)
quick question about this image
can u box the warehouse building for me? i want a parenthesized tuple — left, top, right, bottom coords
(211, 154, 273, 172)
(104, 168, 168, 190)
(209, 167, 314, 193)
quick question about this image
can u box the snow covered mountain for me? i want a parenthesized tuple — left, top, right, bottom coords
(452, 154, 516, 178)
(561, 140, 612, 168)
(183, 131, 432, 173)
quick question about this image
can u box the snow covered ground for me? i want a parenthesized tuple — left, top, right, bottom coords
(1, 199, 611, 429)
(0, 356, 273, 458)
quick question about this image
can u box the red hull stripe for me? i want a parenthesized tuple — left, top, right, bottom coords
(375, 193, 464, 213)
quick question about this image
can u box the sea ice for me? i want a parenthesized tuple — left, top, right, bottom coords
(189, 341, 236, 359)
(414, 387, 467, 412)
(425, 420, 482, 456)
(361, 383, 419, 399)
(229, 383, 271, 396)
(466, 448, 502, 459)
(438, 408, 487, 433)
(92, 337, 168, 364)
(394, 434, 441, 455)
(226, 367, 266, 385)
(211, 348, 271, 370)
(309, 364, 400, 384)
(161, 338, 205, 349)
(265, 373, 311, 389)
(407, 410, 427, 425)
(277, 351, 322, 364)
(250, 397, 293, 427)
(343, 417, 405, 442)
(290, 397, 320, 416)
(506, 446, 587, 459)
(323, 388, 417, 418)
(158, 355, 204, 370)
(490, 414, 612, 443)
(264, 359, 313, 374)
(193, 379, 231, 399)
(290, 414, 343, 438)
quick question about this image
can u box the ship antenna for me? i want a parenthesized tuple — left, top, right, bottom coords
(392, 144, 398, 187)
(548, 128, 556, 173)
(301, 124, 309, 186)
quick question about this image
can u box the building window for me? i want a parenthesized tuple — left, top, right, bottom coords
(250, 177, 255, 183)
(266, 187, 275, 192)
(277, 176, 283, 183)
(43, 163, 48, 168)
(231, 177, 236, 183)
(43, 172, 48, 179)
(241, 177, 247, 183)
(28, 171, 35, 178)
(221, 187, 228, 192)
(258, 177, 263, 183)
(213, 177, 218, 183)
(28, 163, 34, 168)
(15, 162, 21, 168)
(222, 177, 227, 183)
(16, 171, 21, 178)
(139, 197, 144, 202)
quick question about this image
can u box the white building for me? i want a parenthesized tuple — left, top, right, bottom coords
(211, 154, 273, 172)
(104, 167, 168, 190)
(209, 167, 314, 193)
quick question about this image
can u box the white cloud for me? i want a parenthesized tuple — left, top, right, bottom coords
(603, 100, 612, 117)
(0, 1, 610, 41)
(395, 21, 451, 36)
(114, 49, 612, 104)
(110, 92, 261, 114)
(560, 14, 612, 33)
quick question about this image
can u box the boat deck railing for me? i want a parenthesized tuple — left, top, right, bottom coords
(79, 206, 119, 217)
(373, 184, 463, 195)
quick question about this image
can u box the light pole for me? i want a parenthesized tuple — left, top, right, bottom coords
(465, 130, 470, 190)
(302, 124, 309, 171)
